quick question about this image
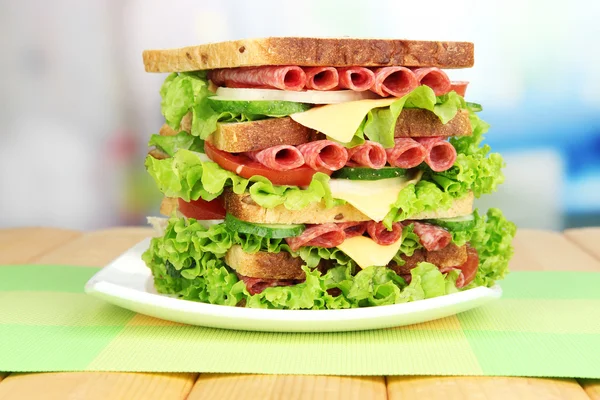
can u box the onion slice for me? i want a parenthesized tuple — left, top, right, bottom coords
(214, 87, 380, 104)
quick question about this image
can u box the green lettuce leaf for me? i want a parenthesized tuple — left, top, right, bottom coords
(160, 72, 210, 130)
(145, 149, 335, 209)
(467, 208, 516, 287)
(148, 132, 204, 157)
(360, 86, 466, 148)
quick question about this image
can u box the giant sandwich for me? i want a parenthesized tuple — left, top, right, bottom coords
(141, 38, 516, 309)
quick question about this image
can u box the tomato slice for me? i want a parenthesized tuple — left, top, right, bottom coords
(455, 246, 479, 288)
(204, 142, 331, 186)
(178, 197, 226, 220)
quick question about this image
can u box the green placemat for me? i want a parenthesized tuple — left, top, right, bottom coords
(1, 265, 599, 377)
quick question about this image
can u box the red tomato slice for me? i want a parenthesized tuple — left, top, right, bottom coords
(178, 197, 226, 220)
(455, 246, 479, 288)
(204, 142, 331, 186)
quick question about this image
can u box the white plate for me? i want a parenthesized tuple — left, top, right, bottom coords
(85, 239, 502, 332)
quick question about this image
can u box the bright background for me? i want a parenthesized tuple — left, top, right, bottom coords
(1, 0, 599, 231)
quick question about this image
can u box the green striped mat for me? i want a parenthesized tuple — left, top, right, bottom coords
(1, 265, 599, 377)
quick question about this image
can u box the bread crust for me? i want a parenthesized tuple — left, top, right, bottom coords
(143, 37, 474, 72)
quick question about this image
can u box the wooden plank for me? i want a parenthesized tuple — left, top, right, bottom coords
(31, 227, 153, 267)
(0, 228, 81, 265)
(564, 228, 600, 261)
(387, 229, 598, 399)
(188, 374, 386, 400)
(388, 376, 591, 400)
(580, 380, 600, 400)
(0, 372, 197, 400)
(0, 228, 195, 400)
(510, 229, 600, 271)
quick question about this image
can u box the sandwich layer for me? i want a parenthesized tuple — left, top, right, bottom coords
(221, 190, 475, 224)
(225, 243, 468, 281)
(155, 108, 471, 154)
(159, 191, 474, 224)
(143, 37, 474, 73)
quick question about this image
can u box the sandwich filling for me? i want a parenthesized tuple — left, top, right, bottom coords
(142, 63, 515, 309)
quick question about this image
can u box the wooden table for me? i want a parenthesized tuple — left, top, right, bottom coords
(1, 227, 599, 400)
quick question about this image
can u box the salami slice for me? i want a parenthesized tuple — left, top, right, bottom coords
(371, 67, 418, 98)
(450, 81, 469, 97)
(237, 274, 300, 295)
(246, 145, 305, 171)
(415, 137, 457, 172)
(337, 67, 376, 91)
(286, 224, 345, 251)
(346, 142, 387, 169)
(303, 67, 339, 91)
(208, 66, 307, 91)
(366, 221, 403, 245)
(337, 222, 367, 239)
(412, 67, 452, 96)
(297, 140, 348, 171)
(412, 222, 451, 251)
(385, 138, 427, 168)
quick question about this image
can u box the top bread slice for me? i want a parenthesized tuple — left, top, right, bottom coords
(143, 37, 474, 72)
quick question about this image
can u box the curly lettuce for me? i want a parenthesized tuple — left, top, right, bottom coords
(145, 149, 335, 209)
(148, 132, 204, 157)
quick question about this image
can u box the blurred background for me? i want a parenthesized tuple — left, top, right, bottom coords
(0, 0, 599, 231)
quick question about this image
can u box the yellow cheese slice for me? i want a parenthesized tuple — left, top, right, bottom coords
(337, 236, 402, 269)
(328, 171, 423, 222)
(290, 98, 397, 143)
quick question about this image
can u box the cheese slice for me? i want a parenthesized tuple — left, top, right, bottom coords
(328, 171, 423, 222)
(337, 236, 402, 270)
(290, 98, 397, 143)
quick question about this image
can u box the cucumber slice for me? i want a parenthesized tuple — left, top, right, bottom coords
(331, 167, 409, 180)
(225, 214, 305, 238)
(207, 97, 311, 116)
(428, 214, 475, 231)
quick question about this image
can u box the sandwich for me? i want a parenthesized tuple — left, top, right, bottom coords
(141, 37, 516, 309)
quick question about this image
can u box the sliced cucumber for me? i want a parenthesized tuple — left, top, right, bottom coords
(428, 214, 475, 231)
(331, 167, 409, 181)
(225, 214, 305, 238)
(207, 97, 311, 116)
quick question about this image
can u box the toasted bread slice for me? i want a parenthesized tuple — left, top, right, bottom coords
(224, 243, 468, 280)
(143, 38, 474, 72)
(207, 118, 321, 153)
(225, 245, 306, 280)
